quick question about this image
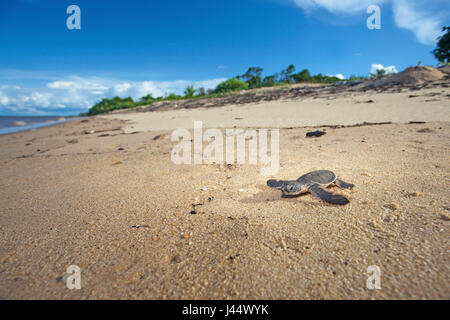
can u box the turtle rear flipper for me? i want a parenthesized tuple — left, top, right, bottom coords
(335, 179, 354, 189)
(267, 179, 286, 189)
(309, 184, 349, 205)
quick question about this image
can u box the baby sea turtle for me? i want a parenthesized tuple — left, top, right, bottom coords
(267, 170, 354, 205)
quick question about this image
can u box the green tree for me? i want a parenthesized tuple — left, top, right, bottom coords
(370, 69, 386, 78)
(348, 74, 367, 81)
(166, 93, 182, 100)
(432, 26, 450, 64)
(377, 69, 387, 77)
(238, 67, 263, 89)
(261, 75, 277, 87)
(184, 85, 196, 98)
(279, 64, 296, 83)
(215, 78, 249, 93)
(140, 93, 154, 101)
(292, 69, 311, 83)
(138, 93, 155, 106)
(196, 87, 207, 96)
(87, 96, 136, 115)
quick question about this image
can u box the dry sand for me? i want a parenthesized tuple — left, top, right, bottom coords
(0, 83, 449, 299)
(101, 86, 450, 133)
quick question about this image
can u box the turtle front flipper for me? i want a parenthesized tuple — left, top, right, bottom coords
(267, 179, 286, 189)
(335, 179, 354, 189)
(309, 184, 349, 205)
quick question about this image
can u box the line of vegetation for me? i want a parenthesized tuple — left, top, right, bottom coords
(82, 65, 366, 116)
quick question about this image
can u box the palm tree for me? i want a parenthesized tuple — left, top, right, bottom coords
(184, 85, 196, 98)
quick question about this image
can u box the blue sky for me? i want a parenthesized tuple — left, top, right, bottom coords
(0, 0, 449, 115)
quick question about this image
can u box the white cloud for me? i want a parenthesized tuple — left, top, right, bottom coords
(30, 92, 53, 108)
(113, 82, 133, 95)
(0, 75, 227, 114)
(0, 91, 10, 105)
(47, 81, 75, 89)
(370, 64, 398, 75)
(327, 73, 345, 79)
(292, 0, 446, 44)
(123, 79, 227, 98)
(293, 0, 386, 14)
(392, 0, 443, 45)
(0, 85, 21, 90)
(47, 78, 110, 91)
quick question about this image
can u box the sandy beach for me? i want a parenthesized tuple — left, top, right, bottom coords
(101, 86, 450, 132)
(0, 80, 449, 299)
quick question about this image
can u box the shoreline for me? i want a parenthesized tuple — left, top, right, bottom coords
(0, 118, 78, 136)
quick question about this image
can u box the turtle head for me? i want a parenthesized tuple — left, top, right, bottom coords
(280, 181, 305, 196)
(267, 180, 306, 196)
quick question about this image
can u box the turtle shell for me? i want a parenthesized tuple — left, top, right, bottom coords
(297, 170, 336, 186)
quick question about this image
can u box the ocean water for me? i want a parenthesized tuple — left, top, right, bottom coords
(0, 116, 71, 135)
